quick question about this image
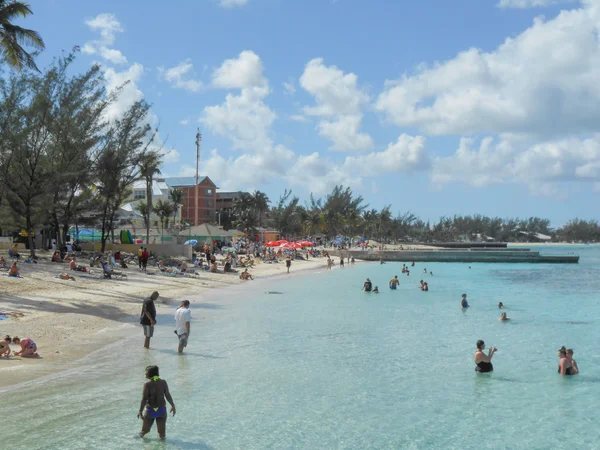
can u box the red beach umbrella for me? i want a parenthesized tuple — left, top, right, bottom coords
(265, 241, 278, 247)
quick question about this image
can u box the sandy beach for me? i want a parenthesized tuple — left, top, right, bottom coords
(0, 251, 328, 388)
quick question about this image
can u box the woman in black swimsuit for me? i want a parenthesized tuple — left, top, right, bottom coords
(474, 340, 496, 373)
(558, 346, 575, 376)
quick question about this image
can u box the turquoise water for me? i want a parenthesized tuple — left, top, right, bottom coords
(2, 245, 600, 449)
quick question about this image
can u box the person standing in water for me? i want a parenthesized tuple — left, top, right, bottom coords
(389, 275, 400, 290)
(557, 346, 575, 375)
(362, 278, 372, 292)
(285, 256, 292, 274)
(340, 256, 345, 268)
(567, 349, 579, 374)
(140, 291, 159, 349)
(175, 300, 191, 354)
(499, 312, 510, 321)
(138, 365, 176, 440)
(461, 294, 469, 308)
(474, 340, 496, 372)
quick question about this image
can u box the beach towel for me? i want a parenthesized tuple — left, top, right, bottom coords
(3, 274, 23, 278)
(0, 315, 8, 320)
(54, 276, 75, 281)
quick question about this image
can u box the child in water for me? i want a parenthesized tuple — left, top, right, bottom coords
(138, 365, 176, 440)
(373, 286, 379, 293)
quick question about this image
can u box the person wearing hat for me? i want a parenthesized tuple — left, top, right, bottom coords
(362, 278, 372, 292)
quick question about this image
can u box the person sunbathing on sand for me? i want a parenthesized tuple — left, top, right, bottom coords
(209, 262, 218, 273)
(59, 272, 75, 281)
(1, 335, 12, 357)
(12, 336, 39, 357)
(51, 251, 61, 262)
(8, 262, 20, 277)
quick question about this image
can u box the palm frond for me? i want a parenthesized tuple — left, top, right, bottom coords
(0, 1, 34, 22)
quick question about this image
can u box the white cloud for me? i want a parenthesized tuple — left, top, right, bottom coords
(161, 148, 180, 164)
(283, 81, 296, 96)
(202, 88, 276, 150)
(289, 114, 309, 123)
(84, 13, 123, 46)
(180, 119, 189, 125)
(202, 51, 275, 151)
(82, 13, 127, 65)
(343, 134, 429, 177)
(103, 63, 145, 121)
(285, 134, 429, 195)
(219, 0, 248, 8)
(376, 2, 600, 138)
(99, 47, 127, 65)
(212, 50, 266, 89)
(158, 59, 203, 93)
(431, 135, 600, 191)
(300, 58, 373, 151)
(498, 0, 575, 8)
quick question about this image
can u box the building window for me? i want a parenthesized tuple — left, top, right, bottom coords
(206, 188, 213, 195)
(206, 199, 213, 207)
(134, 190, 146, 200)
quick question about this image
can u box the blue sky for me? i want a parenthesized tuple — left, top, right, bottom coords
(25, 0, 598, 226)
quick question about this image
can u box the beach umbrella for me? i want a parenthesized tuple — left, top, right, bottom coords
(277, 239, 288, 244)
(291, 243, 302, 249)
(301, 241, 315, 247)
(184, 239, 198, 246)
(265, 241, 279, 247)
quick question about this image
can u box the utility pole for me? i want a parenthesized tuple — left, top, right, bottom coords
(195, 129, 201, 227)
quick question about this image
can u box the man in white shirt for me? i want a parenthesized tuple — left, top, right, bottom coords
(174, 300, 191, 354)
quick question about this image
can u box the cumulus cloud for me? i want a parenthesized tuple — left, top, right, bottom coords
(285, 134, 429, 194)
(82, 13, 127, 65)
(498, 0, 575, 8)
(376, 2, 600, 138)
(431, 135, 600, 190)
(219, 0, 248, 8)
(300, 58, 373, 151)
(103, 63, 145, 121)
(158, 59, 203, 93)
(211, 50, 266, 89)
(202, 51, 275, 151)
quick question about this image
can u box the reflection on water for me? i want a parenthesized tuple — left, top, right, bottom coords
(1, 246, 600, 449)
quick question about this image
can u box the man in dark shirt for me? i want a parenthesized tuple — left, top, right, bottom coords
(141, 291, 159, 348)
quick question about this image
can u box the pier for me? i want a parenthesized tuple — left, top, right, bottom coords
(334, 249, 579, 264)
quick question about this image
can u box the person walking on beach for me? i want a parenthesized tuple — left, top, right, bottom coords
(141, 291, 159, 349)
(138, 365, 176, 440)
(175, 300, 191, 354)
(138, 246, 143, 269)
(286, 256, 292, 274)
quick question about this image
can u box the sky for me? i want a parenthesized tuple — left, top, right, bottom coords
(22, 0, 600, 226)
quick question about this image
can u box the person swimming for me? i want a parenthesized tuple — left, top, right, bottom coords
(460, 293, 469, 308)
(474, 340, 496, 373)
(389, 276, 399, 290)
(419, 280, 424, 290)
(379, 258, 385, 265)
(422, 282, 429, 291)
(401, 264, 406, 273)
(498, 302, 504, 309)
(499, 312, 509, 321)
(373, 286, 379, 293)
(362, 278, 372, 292)
(557, 347, 575, 375)
(423, 268, 427, 274)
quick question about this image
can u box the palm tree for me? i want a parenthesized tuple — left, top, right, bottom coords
(153, 199, 172, 243)
(169, 187, 183, 224)
(135, 201, 149, 233)
(0, 1, 44, 71)
(251, 190, 270, 226)
(139, 152, 162, 244)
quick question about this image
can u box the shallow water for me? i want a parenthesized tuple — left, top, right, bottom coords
(1, 246, 600, 449)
